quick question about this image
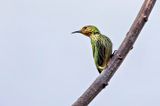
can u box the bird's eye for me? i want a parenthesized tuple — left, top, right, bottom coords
(83, 27, 87, 30)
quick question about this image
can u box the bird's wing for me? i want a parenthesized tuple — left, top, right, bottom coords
(95, 40, 106, 67)
(91, 35, 112, 73)
(94, 37, 112, 73)
(91, 40, 102, 73)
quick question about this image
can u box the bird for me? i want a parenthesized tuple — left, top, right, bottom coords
(72, 25, 112, 73)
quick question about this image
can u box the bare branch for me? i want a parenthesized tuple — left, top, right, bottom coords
(72, 0, 157, 106)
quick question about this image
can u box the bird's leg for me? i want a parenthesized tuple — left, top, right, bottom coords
(110, 50, 117, 58)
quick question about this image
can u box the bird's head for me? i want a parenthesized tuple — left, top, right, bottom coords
(72, 25, 100, 37)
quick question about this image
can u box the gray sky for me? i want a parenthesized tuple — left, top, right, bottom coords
(0, 0, 159, 106)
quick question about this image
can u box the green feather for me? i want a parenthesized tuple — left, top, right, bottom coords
(91, 34, 112, 73)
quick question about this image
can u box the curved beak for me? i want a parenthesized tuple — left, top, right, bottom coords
(71, 30, 81, 34)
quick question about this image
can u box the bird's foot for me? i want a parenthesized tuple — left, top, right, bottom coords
(110, 50, 117, 58)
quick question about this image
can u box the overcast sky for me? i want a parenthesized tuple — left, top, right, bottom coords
(0, 0, 159, 106)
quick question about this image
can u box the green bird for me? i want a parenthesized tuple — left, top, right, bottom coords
(72, 25, 112, 73)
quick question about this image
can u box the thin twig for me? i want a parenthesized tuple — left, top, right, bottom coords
(72, 0, 157, 106)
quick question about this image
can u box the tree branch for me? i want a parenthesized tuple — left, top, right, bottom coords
(72, 0, 157, 106)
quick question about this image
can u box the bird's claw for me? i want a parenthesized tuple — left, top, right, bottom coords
(110, 50, 117, 58)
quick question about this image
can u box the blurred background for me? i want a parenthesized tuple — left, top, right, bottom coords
(0, 0, 159, 106)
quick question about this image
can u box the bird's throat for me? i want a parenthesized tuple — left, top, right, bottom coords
(90, 34, 99, 41)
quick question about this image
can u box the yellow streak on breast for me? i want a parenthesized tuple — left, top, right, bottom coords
(90, 34, 99, 41)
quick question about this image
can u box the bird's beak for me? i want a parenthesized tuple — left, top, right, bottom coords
(71, 30, 81, 34)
